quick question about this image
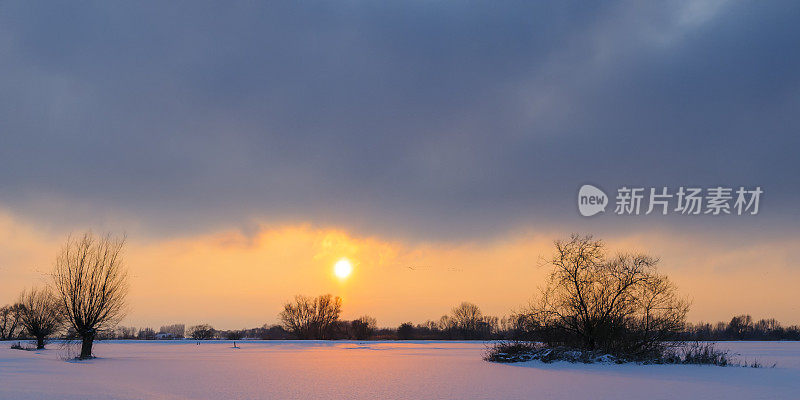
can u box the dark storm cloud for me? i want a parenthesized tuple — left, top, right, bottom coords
(0, 1, 798, 238)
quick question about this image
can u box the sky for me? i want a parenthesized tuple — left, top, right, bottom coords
(0, 1, 798, 329)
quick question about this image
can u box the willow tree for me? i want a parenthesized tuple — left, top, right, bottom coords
(17, 287, 63, 349)
(52, 232, 129, 359)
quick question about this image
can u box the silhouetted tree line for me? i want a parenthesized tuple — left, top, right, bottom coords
(5, 298, 798, 343)
(194, 325, 293, 340)
(680, 315, 800, 341)
(67, 312, 800, 342)
(392, 303, 515, 340)
(276, 295, 512, 340)
(3, 233, 798, 352)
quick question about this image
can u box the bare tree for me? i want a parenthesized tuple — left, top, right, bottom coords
(159, 323, 185, 339)
(280, 295, 314, 339)
(727, 315, 754, 339)
(450, 302, 483, 332)
(683, 316, 799, 340)
(188, 324, 215, 340)
(437, 315, 454, 331)
(521, 234, 689, 359)
(628, 267, 690, 354)
(279, 294, 342, 339)
(350, 315, 377, 340)
(115, 326, 138, 339)
(397, 322, 414, 340)
(137, 327, 156, 340)
(0, 303, 23, 340)
(483, 315, 500, 335)
(17, 288, 63, 349)
(51, 232, 129, 359)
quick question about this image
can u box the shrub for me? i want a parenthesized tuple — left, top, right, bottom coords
(674, 342, 729, 366)
(485, 340, 765, 367)
(484, 341, 538, 363)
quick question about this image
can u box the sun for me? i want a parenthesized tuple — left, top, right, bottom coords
(334, 258, 353, 279)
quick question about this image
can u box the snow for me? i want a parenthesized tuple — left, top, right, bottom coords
(1, 340, 798, 399)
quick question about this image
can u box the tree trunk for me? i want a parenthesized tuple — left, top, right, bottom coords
(36, 336, 45, 349)
(80, 334, 94, 359)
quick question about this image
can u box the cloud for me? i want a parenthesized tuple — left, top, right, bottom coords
(0, 1, 798, 239)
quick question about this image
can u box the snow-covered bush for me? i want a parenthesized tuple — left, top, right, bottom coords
(485, 340, 766, 366)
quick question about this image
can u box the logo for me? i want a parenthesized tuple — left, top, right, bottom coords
(577, 184, 762, 217)
(578, 184, 608, 216)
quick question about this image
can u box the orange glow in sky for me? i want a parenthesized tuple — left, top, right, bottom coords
(0, 208, 798, 329)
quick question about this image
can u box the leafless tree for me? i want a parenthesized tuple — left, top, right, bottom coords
(115, 326, 138, 339)
(51, 232, 129, 359)
(350, 315, 377, 340)
(521, 234, 689, 358)
(437, 315, 455, 331)
(450, 302, 483, 332)
(0, 303, 23, 340)
(137, 327, 156, 340)
(754, 318, 780, 333)
(159, 323, 185, 339)
(279, 294, 342, 339)
(628, 267, 690, 354)
(17, 288, 63, 349)
(397, 322, 414, 339)
(483, 315, 500, 334)
(188, 324, 215, 340)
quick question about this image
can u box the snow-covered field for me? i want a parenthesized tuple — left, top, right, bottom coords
(1, 340, 798, 399)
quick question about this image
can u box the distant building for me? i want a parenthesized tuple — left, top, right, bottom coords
(155, 332, 175, 340)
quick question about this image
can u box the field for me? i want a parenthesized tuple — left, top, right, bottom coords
(1, 341, 799, 399)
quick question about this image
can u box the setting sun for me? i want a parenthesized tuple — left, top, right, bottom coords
(334, 258, 353, 279)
